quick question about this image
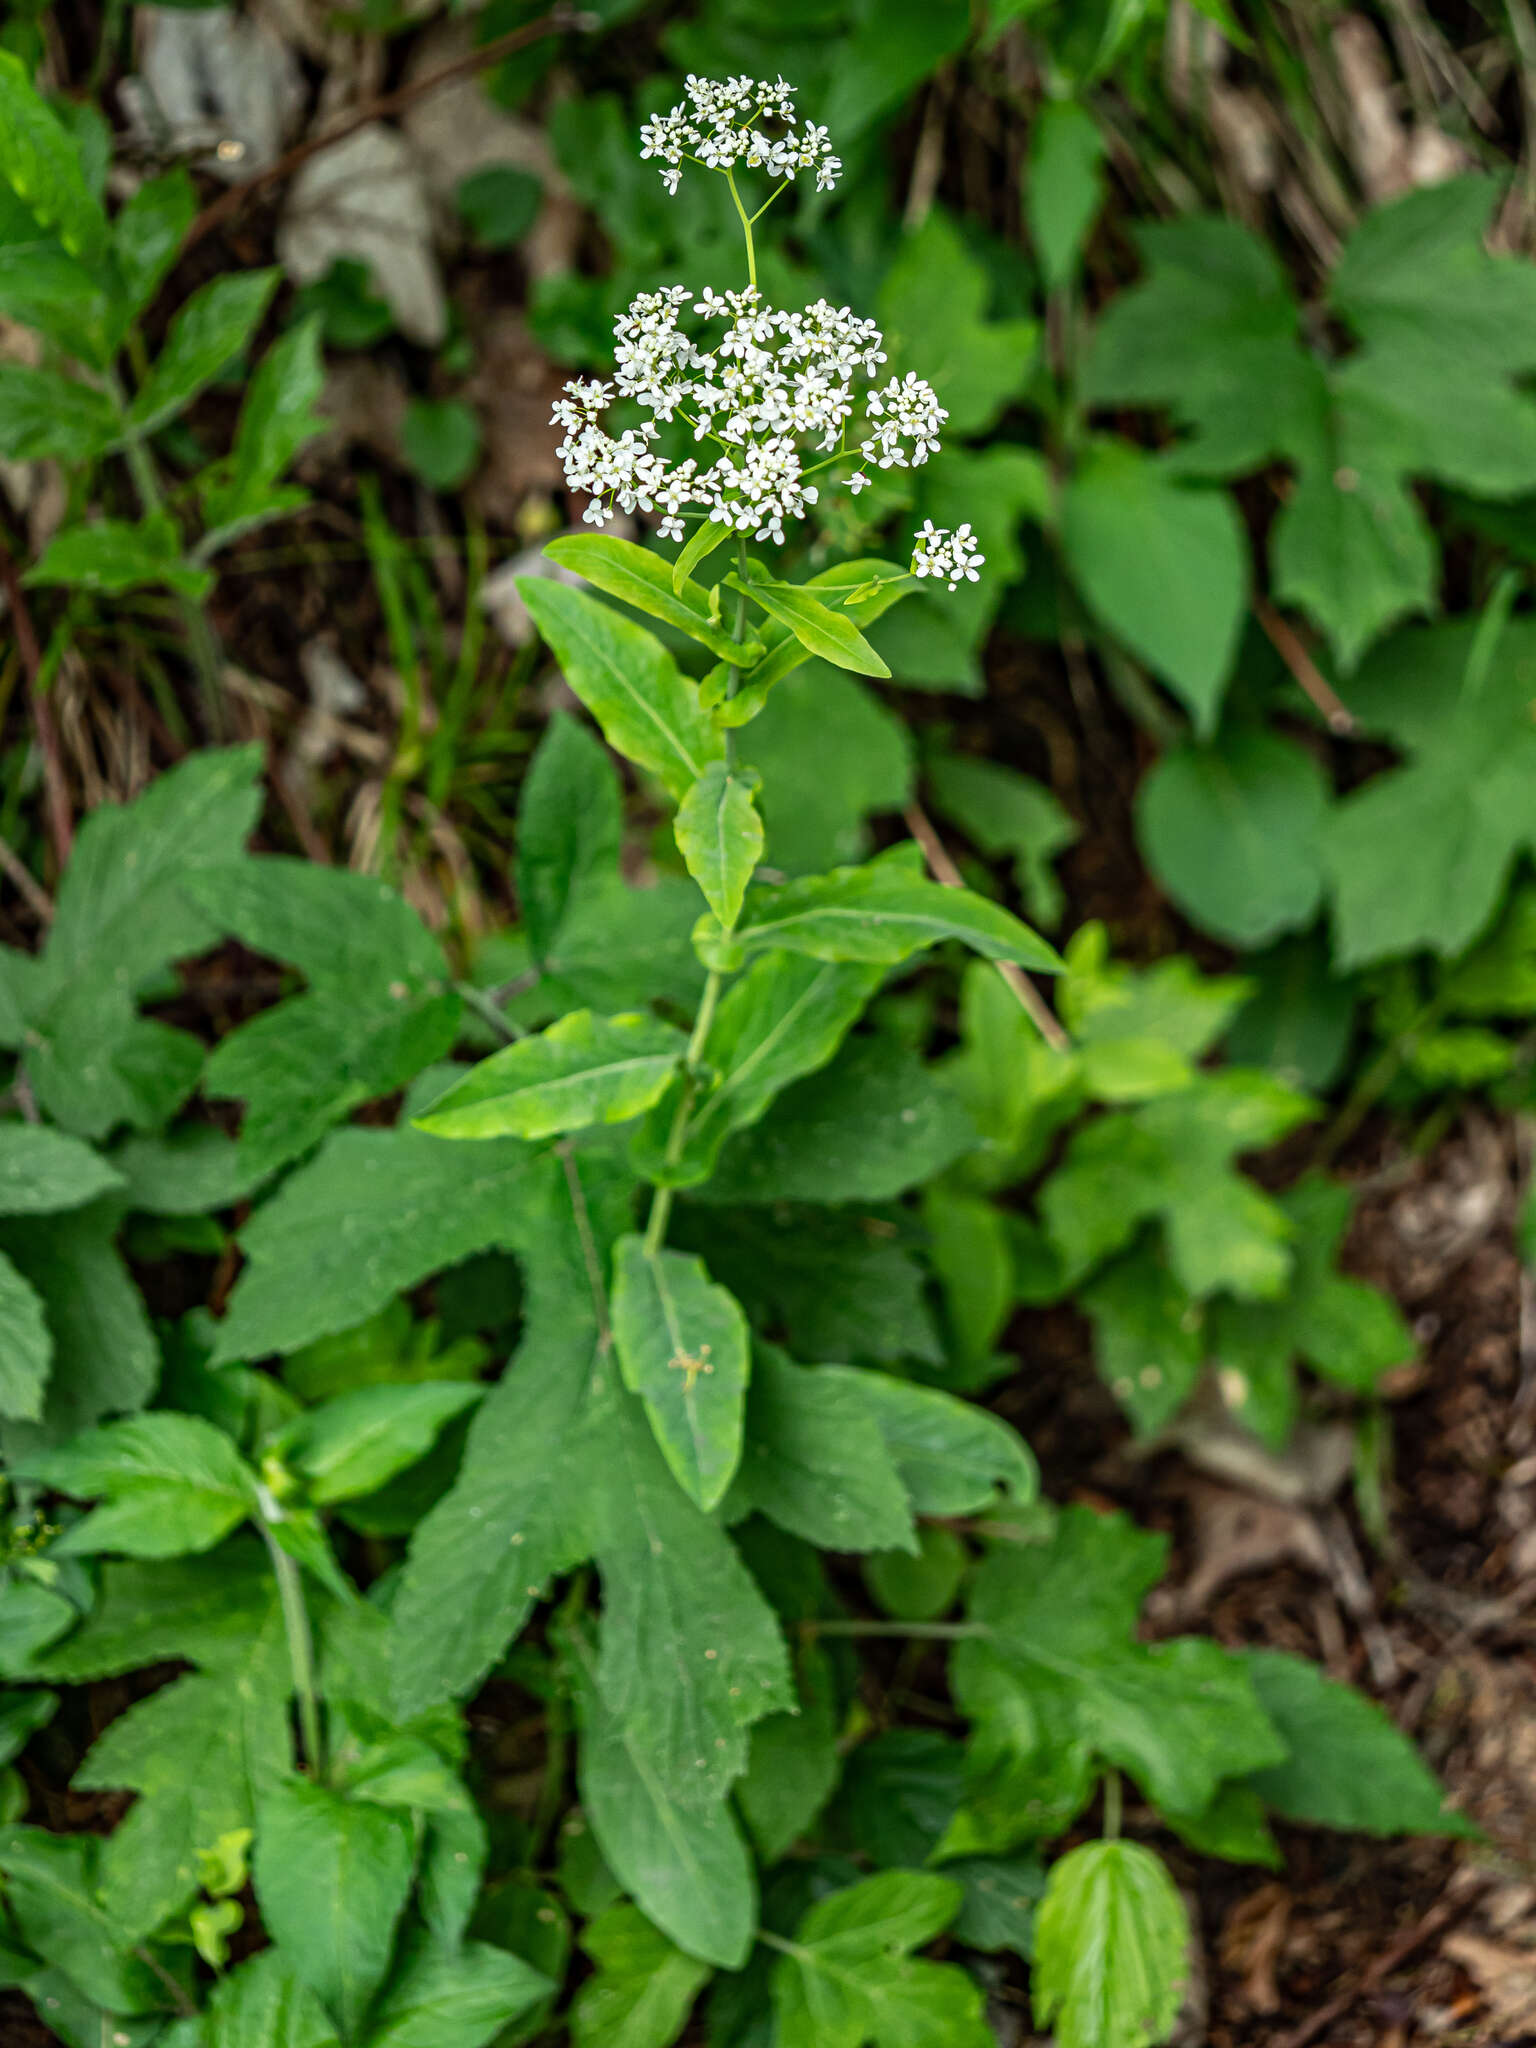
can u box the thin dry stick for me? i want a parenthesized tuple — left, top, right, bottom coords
(1277, 1881, 1486, 2048)
(186, 6, 575, 250)
(1256, 596, 1357, 735)
(0, 834, 52, 925)
(0, 546, 73, 868)
(904, 802, 1070, 1052)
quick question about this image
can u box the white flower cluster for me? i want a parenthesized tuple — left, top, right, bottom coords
(912, 519, 985, 591)
(550, 286, 975, 556)
(639, 74, 842, 196)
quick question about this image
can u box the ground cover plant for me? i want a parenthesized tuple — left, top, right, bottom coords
(0, 3, 1533, 2045)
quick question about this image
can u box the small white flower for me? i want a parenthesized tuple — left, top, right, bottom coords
(658, 513, 686, 543)
(911, 520, 985, 591)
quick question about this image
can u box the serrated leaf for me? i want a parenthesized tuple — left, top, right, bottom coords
(360, 1929, 552, 2048)
(0, 1124, 124, 1214)
(826, 1369, 1036, 1515)
(569, 1626, 758, 1969)
(572, 1904, 711, 2048)
(611, 1237, 749, 1512)
(253, 1776, 415, 2038)
(1136, 727, 1330, 948)
(26, 513, 210, 599)
(723, 1349, 915, 1554)
(0, 1252, 51, 1424)
(1242, 1647, 1470, 1836)
(24, 1412, 257, 1559)
(675, 765, 764, 932)
(416, 1010, 685, 1142)
(728, 574, 889, 679)
(769, 1869, 992, 2048)
(129, 270, 280, 436)
(518, 712, 623, 963)
(276, 1382, 483, 1504)
(737, 1643, 841, 1864)
(213, 1125, 547, 1363)
(547, 534, 765, 664)
(0, 53, 107, 258)
(1032, 1840, 1188, 2048)
(0, 1827, 162, 2013)
(730, 849, 1063, 971)
(0, 365, 118, 461)
(195, 1949, 340, 2048)
(519, 576, 724, 799)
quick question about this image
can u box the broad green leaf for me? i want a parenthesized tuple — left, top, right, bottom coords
(275, 1382, 483, 1504)
(671, 517, 732, 594)
(836, 1727, 965, 1868)
(517, 712, 623, 963)
(1028, 101, 1106, 291)
(1162, 1779, 1281, 1869)
(1060, 925, 1250, 1064)
(109, 168, 195, 322)
(30, 1542, 279, 1686)
(727, 574, 889, 679)
(196, 1949, 340, 2048)
(825, 1369, 1036, 1515)
(415, 1010, 684, 1141)
(729, 850, 1063, 971)
(924, 1183, 1016, 1375)
(732, 558, 914, 713)
(1243, 1648, 1471, 1836)
(1080, 1242, 1206, 1436)
(675, 765, 764, 932)
(569, 1627, 758, 1969)
(253, 1776, 415, 2038)
(0, 1203, 157, 1452)
(635, 953, 883, 1189)
(518, 576, 724, 799)
(213, 1125, 547, 1363)
(129, 270, 280, 435)
(927, 752, 1078, 930)
(0, 1252, 50, 1424)
(1136, 727, 1329, 948)
(1061, 441, 1248, 733)
(723, 1349, 915, 1554)
(865, 1525, 969, 1623)
(1032, 1841, 1188, 2048)
(0, 1124, 125, 1214)
(25, 513, 210, 599)
(878, 205, 1038, 435)
(0, 1689, 56, 1768)
(24, 1412, 257, 1559)
(0, 365, 117, 461)
(736, 1643, 841, 1863)
(111, 1123, 285, 1215)
(770, 1870, 992, 2048)
(697, 1036, 976, 1208)
(360, 1929, 552, 2048)
(547, 534, 765, 664)
(572, 1904, 711, 2048)
(1224, 934, 1357, 1095)
(611, 1238, 749, 1512)
(0, 1827, 162, 2012)
(0, 53, 107, 257)
(738, 664, 913, 875)
(19, 1973, 166, 2048)
(0, 1578, 75, 1677)
(947, 1854, 1047, 1956)
(1271, 454, 1435, 671)
(74, 1605, 290, 1940)
(201, 317, 327, 545)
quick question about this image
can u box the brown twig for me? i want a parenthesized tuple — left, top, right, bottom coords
(1256, 596, 1357, 735)
(0, 546, 73, 870)
(1277, 1880, 1487, 2048)
(0, 834, 53, 926)
(903, 802, 1070, 1052)
(185, 8, 576, 251)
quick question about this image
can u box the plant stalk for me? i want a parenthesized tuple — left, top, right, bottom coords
(260, 1518, 325, 1778)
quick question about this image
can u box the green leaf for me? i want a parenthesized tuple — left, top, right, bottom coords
(827, 1369, 1036, 1515)
(738, 665, 914, 875)
(547, 535, 765, 665)
(947, 1854, 1047, 1956)
(518, 576, 724, 800)
(1136, 727, 1330, 948)
(0, 1124, 125, 1214)
(1080, 1243, 1206, 1436)
(729, 850, 1063, 971)
(23, 1412, 258, 1559)
(672, 517, 732, 595)
(732, 558, 915, 715)
(0, 365, 118, 461)
(924, 1183, 1015, 1375)
(572, 1904, 711, 2048)
(253, 1776, 416, 2038)
(611, 1236, 749, 1514)
(696, 1036, 977, 1208)
(865, 1525, 969, 1623)
(722, 1349, 915, 1554)
(129, 270, 280, 435)
(736, 1643, 841, 1863)
(1032, 1841, 1189, 2048)
(1242, 1648, 1471, 1836)
(1061, 441, 1248, 733)
(727, 574, 889, 679)
(0, 1689, 56, 1768)
(200, 318, 327, 545)
(770, 1870, 993, 2048)
(25, 513, 211, 599)
(415, 1010, 685, 1142)
(927, 753, 1078, 930)
(360, 1929, 552, 2048)
(878, 205, 1037, 436)
(0, 53, 107, 257)
(518, 712, 623, 964)
(675, 765, 764, 932)
(196, 1949, 340, 2048)
(401, 397, 482, 493)
(0, 1252, 51, 1424)
(1271, 454, 1434, 671)
(276, 1382, 484, 1504)
(213, 1125, 548, 1363)
(569, 1626, 758, 1969)
(109, 168, 196, 322)
(0, 1826, 162, 2012)
(1028, 101, 1106, 291)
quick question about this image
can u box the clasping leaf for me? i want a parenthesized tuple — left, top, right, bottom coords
(674, 763, 764, 931)
(547, 533, 765, 664)
(726, 572, 890, 678)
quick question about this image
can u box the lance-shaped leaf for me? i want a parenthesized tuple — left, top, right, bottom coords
(727, 573, 890, 678)
(518, 577, 724, 800)
(21, 1412, 258, 1559)
(0, 1253, 51, 1424)
(417, 1011, 686, 1142)
(671, 517, 733, 595)
(0, 366, 118, 462)
(0, 52, 108, 258)
(611, 1237, 749, 1511)
(1032, 1841, 1188, 2048)
(273, 1382, 484, 1504)
(517, 712, 623, 964)
(547, 534, 764, 665)
(728, 849, 1063, 971)
(728, 558, 913, 716)
(674, 765, 764, 932)
(129, 270, 281, 436)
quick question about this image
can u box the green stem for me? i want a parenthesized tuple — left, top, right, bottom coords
(1102, 1769, 1123, 1840)
(725, 170, 757, 291)
(260, 1519, 325, 1778)
(801, 1619, 988, 1641)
